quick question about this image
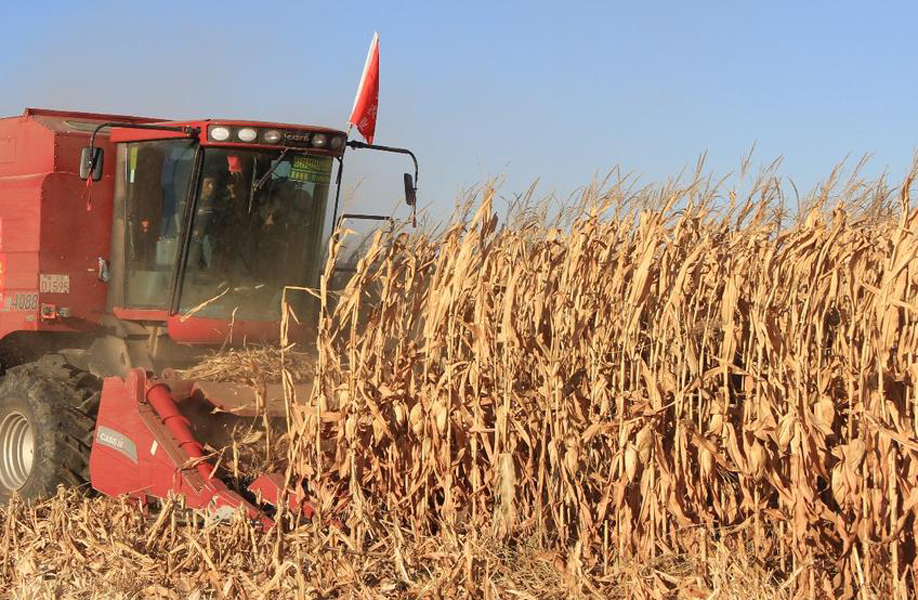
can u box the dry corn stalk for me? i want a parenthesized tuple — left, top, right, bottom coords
(284, 162, 918, 599)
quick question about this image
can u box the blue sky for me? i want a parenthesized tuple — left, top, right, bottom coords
(1, 1, 916, 222)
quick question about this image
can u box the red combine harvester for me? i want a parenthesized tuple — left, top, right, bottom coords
(0, 108, 417, 525)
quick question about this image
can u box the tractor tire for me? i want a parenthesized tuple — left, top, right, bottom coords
(0, 357, 101, 502)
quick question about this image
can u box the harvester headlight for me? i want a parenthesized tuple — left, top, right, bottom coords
(311, 133, 328, 148)
(263, 129, 282, 144)
(209, 126, 231, 141)
(329, 135, 345, 150)
(237, 128, 258, 143)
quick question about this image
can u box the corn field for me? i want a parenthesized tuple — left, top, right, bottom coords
(3, 160, 918, 598)
(282, 160, 918, 599)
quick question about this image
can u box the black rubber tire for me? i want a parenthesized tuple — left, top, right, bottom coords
(0, 357, 100, 502)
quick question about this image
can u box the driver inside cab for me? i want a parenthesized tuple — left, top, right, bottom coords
(187, 155, 251, 271)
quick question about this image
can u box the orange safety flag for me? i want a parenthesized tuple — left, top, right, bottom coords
(348, 32, 379, 144)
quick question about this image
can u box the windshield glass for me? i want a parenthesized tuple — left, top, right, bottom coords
(119, 140, 197, 308)
(178, 148, 331, 320)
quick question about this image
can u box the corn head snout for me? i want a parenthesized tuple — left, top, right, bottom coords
(88, 368, 316, 529)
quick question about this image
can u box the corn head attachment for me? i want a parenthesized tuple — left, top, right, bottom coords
(88, 368, 315, 528)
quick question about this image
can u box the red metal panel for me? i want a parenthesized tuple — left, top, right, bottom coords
(0, 174, 42, 251)
(23, 107, 161, 124)
(89, 374, 148, 497)
(205, 119, 345, 136)
(114, 310, 304, 347)
(112, 307, 171, 321)
(110, 119, 347, 157)
(165, 314, 278, 345)
(0, 114, 55, 177)
(52, 131, 116, 176)
(0, 136, 14, 164)
(0, 110, 124, 340)
(0, 164, 43, 336)
(109, 119, 346, 142)
(108, 129, 191, 143)
(38, 172, 113, 330)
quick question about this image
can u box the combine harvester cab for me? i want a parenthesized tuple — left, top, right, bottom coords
(0, 108, 417, 526)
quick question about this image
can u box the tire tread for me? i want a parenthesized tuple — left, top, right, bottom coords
(0, 356, 101, 501)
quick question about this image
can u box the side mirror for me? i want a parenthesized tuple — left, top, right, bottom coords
(79, 147, 103, 181)
(403, 173, 417, 206)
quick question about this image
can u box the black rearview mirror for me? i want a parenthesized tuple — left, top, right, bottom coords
(80, 147, 103, 181)
(403, 173, 416, 206)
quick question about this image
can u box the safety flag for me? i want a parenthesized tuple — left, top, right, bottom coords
(348, 32, 379, 144)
